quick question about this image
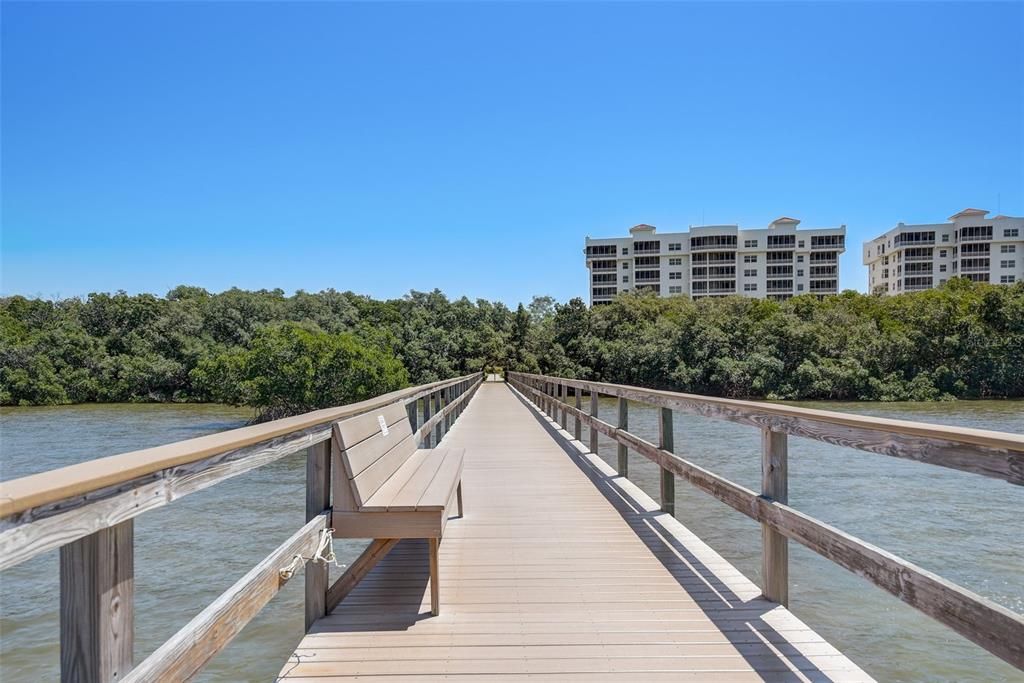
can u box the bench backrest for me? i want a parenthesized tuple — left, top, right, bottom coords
(331, 402, 417, 510)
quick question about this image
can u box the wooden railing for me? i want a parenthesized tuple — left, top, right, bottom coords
(506, 371, 1024, 671)
(0, 372, 484, 682)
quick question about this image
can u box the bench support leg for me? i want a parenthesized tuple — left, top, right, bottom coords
(456, 482, 464, 518)
(429, 537, 441, 616)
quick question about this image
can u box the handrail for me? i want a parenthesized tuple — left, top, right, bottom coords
(0, 373, 479, 518)
(0, 371, 485, 682)
(508, 372, 1024, 483)
(507, 371, 1024, 671)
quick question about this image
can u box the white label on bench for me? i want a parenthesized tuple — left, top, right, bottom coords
(377, 414, 389, 436)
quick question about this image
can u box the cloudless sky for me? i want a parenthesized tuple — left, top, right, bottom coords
(2, 1, 1022, 305)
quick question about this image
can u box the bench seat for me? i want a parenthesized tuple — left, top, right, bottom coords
(361, 448, 464, 512)
(330, 402, 465, 616)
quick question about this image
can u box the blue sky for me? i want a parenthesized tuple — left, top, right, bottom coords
(2, 1, 1021, 305)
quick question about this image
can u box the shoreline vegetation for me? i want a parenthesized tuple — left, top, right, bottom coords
(2, 280, 1022, 420)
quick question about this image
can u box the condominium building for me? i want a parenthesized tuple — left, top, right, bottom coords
(584, 218, 846, 305)
(863, 209, 1023, 295)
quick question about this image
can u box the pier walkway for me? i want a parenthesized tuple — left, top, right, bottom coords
(3, 371, 1020, 682)
(280, 382, 871, 682)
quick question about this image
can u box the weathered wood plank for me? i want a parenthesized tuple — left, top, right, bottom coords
(659, 407, 675, 517)
(122, 513, 329, 683)
(305, 440, 331, 631)
(761, 428, 788, 606)
(617, 396, 629, 477)
(509, 373, 1024, 485)
(574, 389, 582, 441)
(1, 424, 328, 571)
(60, 519, 134, 683)
(0, 374, 481, 519)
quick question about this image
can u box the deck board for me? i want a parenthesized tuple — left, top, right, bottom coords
(280, 382, 873, 682)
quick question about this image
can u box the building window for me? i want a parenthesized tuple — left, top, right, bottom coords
(669, 272, 682, 280)
(1001, 260, 1016, 269)
(669, 257, 682, 266)
(621, 247, 629, 255)
(1001, 245, 1016, 253)
(1005, 229, 1020, 237)
(668, 243, 682, 251)
(939, 250, 947, 258)
(744, 239, 757, 248)
(939, 264, 946, 272)
(743, 255, 757, 263)
(798, 240, 805, 248)
(633, 240, 661, 253)
(622, 262, 629, 269)
(797, 284, 804, 291)
(622, 276, 629, 283)
(797, 269, 804, 277)
(960, 225, 993, 241)
(669, 285, 683, 294)
(797, 255, 804, 263)
(1001, 275, 1016, 284)
(942, 234, 950, 242)
(744, 283, 757, 291)
(767, 235, 796, 249)
(743, 269, 757, 277)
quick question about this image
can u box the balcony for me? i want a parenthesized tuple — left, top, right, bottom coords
(960, 266, 989, 273)
(903, 254, 932, 262)
(811, 242, 844, 250)
(633, 248, 660, 255)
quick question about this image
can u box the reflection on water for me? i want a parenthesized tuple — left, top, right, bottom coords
(1, 399, 1022, 682)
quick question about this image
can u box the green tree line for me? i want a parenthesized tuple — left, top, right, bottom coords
(2, 280, 1022, 418)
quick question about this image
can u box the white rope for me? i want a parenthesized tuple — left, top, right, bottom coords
(278, 528, 346, 581)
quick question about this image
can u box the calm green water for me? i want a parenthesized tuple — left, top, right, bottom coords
(1, 399, 1022, 682)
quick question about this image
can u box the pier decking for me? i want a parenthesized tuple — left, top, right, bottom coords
(280, 382, 871, 682)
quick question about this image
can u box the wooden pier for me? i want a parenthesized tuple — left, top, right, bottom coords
(1, 371, 1022, 682)
(282, 381, 870, 681)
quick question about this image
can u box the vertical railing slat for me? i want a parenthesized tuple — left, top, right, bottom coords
(617, 397, 629, 477)
(589, 391, 599, 454)
(60, 520, 134, 682)
(761, 428, 789, 606)
(574, 388, 582, 441)
(659, 407, 676, 517)
(305, 440, 331, 630)
(422, 392, 433, 448)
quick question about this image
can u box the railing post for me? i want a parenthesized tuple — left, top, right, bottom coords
(305, 439, 331, 630)
(617, 396, 628, 477)
(589, 391, 599, 454)
(442, 386, 450, 434)
(761, 428, 789, 606)
(433, 390, 443, 445)
(422, 392, 433, 447)
(574, 388, 582, 441)
(558, 383, 567, 430)
(60, 520, 134, 682)
(659, 407, 676, 517)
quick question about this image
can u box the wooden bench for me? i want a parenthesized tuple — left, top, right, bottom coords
(330, 402, 464, 616)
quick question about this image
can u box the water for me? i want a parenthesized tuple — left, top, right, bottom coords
(1, 399, 1022, 682)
